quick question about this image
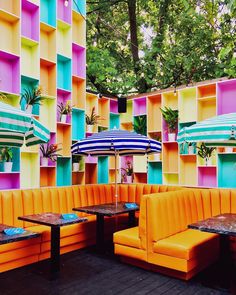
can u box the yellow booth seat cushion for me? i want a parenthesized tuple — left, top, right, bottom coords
(153, 229, 219, 260)
(114, 227, 140, 249)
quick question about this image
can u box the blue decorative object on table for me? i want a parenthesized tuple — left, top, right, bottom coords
(124, 203, 138, 209)
(3, 228, 26, 235)
(61, 213, 78, 220)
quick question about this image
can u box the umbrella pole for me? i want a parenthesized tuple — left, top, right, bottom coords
(115, 151, 118, 206)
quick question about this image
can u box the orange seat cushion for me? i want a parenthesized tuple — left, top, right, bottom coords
(153, 229, 219, 260)
(114, 226, 141, 249)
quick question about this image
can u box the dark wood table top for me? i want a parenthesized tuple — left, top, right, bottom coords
(18, 212, 88, 227)
(73, 202, 139, 217)
(188, 213, 236, 236)
(0, 224, 40, 245)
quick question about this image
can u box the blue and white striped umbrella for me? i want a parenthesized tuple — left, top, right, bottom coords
(71, 129, 161, 156)
(177, 113, 236, 147)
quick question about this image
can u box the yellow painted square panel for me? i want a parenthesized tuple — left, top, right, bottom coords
(162, 142, 179, 173)
(120, 100, 133, 123)
(40, 97, 56, 132)
(147, 94, 162, 132)
(197, 98, 216, 121)
(40, 24, 56, 62)
(179, 155, 197, 186)
(0, 13, 20, 54)
(162, 91, 178, 109)
(178, 87, 197, 123)
(98, 98, 109, 127)
(21, 42, 39, 79)
(133, 155, 147, 173)
(57, 20, 72, 58)
(57, 125, 71, 157)
(72, 77, 85, 109)
(0, 0, 20, 16)
(163, 173, 179, 185)
(20, 152, 39, 189)
(72, 11, 85, 47)
(40, 60, 56, 97)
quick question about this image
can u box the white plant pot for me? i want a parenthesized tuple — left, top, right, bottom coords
(25, 105, 33, 114)
(188, 146, 194, 155)
(60, 114, 67, 123)
(126, 175, 133, 183)
(4, 162, 13, 172)
(153, 153, 161, 161)
(87, 125, 93, 133)
(168, 133, 176, 142)
(225, 147, 233, 153)
(205, 157, 212, 166)
(73, 163, 79, 172)
(41, 157, 48, 167)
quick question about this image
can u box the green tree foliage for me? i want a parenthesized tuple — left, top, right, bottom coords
(86, 0, 236, 95)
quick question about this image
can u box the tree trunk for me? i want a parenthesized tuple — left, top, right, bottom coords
(127, 0, 148, 93)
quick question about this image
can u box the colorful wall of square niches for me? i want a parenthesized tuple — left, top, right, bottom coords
(1, 1, 236, 190)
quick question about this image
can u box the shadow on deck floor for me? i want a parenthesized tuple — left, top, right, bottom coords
(0, 245, 229, 295)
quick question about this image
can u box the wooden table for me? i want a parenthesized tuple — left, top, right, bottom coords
(18, 213, 87, 279)
(189, 213, 236, 292)
(73, 202, 139, 253)
(0, 224, 40, 245)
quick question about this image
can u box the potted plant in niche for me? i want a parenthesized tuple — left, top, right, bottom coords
(160, 107, 178, 141)
(133, 115, 147, 136)
(86, 107, 101, 133)
(57, 102, 72, 123)
(197, 143, 216, 166)
(40, 143, 62, 166)
(121, 161, 133, 183)
(72, 155, 83, 172)
(0, 147, 13, 172)
(20, 85, 43, 114)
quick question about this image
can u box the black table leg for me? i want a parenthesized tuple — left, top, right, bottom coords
(50, 226, 60, 280)
(128, 211, 136, 227)
(96, 214, 105, 253)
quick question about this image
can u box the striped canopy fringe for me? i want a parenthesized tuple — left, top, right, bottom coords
(177, 113, 236, 147)
(0, 102, 50, 147)
(71, 129, 161, 156)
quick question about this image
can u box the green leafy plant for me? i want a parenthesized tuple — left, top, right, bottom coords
(0, 147, 13, 162)
(86, 107, 101, 125)
(20, 86, 44, 109)
(197, 143, 215, 160)
(57, 102, 72, 116)
(133, 115, 147, 135)
(40, 143, 62, 162)
(160, 107, 179, 133)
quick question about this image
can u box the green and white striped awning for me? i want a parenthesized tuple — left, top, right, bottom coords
(0, 102, 50, 147)
(177, 113, 236, 147)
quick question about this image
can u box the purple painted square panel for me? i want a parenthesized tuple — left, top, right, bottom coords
(217, 79, 236, 115)
(57, 89, 71, 123)
(198, 167, 217, 188)
(110, 99, 118, 113)
(0, 51, 20, 94)
(21, 0, 39, 41)
(133, 97, 146, 116)
(40, 132, 57, 167)
(0, 173, 20, 189)
(57, 0, 72, 24)
(72, 44, 86, 78)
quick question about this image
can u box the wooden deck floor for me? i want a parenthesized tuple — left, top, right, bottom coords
(0, 246, 229, 295)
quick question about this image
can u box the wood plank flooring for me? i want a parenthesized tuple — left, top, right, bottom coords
(0, 246, 229, 295)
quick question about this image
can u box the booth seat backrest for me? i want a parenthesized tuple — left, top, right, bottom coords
(0, 183, 186, 228)
(147, 188, 236, 243)
(137, 185, 187, 249)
